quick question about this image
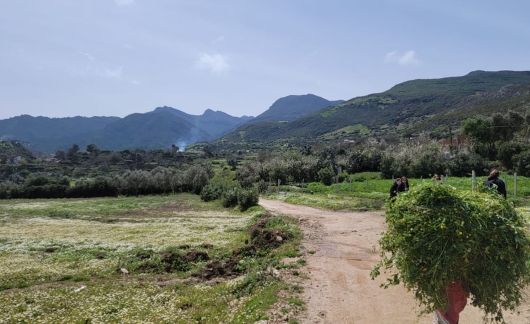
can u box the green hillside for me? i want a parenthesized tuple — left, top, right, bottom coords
(252, 94, 343, 122)
(0, 141, 34, 163)
(0, 108, 251, 153)
(220, 70, 530, 144)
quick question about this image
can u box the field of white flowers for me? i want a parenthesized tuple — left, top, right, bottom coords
(0, 194, 302, 323)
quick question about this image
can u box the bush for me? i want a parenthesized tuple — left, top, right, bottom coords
(0, 181, 18, 199)
(183, 166, 210, 194)
(346, 149, 382, 173)
(67, 177, 118, 198)
(497, 142, 523, 170)
(380, 155, 396, 179)
(237, 188, 259, 211)
(515, 150, 530, 177)
(317, 166, 336, 186)
(236, 162, 261, 188)
(448, 152, 490, 177)
(256, 180, 269, 193)
(372, 183, 530, 322)
(200, 183, 222, 202)
(119, 170, 156, 196)
(222, 188, 239, 208)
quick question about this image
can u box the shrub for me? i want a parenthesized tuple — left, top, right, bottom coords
(337, 172, 349, 183)
(237, 188, 259, 211)
(448, 152, 490, 177)
(346, 149, 382, 173)
(256, 180, 269, 193)
(515, 150, 530, 177)
(380, 155, 396, 179)
(119, 170, 155, 196)
(183, 166, 210, 194)
(410, 149, 446, 177)
(222, 188, 239, 208)
(317, 166, 335, 186)
(236, 162, 261, 188)
(200, 183, 222, 202)
(497, 142, 523, 170)
(372, 183, 530, 322)
(0, 182, 17, 199)
(67, 177, 118, 198)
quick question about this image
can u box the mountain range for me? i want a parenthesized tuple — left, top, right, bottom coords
(0, 94, 337, 153)
(2, 70, 530, 153)
(0, 108, 252, 153)
(221, 70, 530, 144)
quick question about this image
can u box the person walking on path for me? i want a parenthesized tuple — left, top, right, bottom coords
(485, 169, 507, 199)
(433, 281, 469, 324)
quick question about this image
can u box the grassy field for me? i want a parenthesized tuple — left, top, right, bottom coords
(267, 172, 530, 214)
(0, 194, 303, 323)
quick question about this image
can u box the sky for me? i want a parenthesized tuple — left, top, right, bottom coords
(1, 0, 530, 119)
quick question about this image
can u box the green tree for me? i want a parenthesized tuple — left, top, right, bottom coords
(86, 144, 99, 156)
(317, 166, 336, 186)
(66, 144, 80, 160)
(462, 118, 496, 159)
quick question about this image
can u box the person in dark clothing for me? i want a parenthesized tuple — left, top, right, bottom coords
(390, 177, 407, 198)
(401, 176, 409, 191)
(485, 169, 507, 199)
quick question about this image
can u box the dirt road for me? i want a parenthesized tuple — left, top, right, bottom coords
(259, 198, 530, 324)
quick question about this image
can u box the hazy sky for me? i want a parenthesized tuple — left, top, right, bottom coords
(1, 0, 530, 119)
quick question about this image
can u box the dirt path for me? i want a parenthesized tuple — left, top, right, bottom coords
(259, 198, 530, 324)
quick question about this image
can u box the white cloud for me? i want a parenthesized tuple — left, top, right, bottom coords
(114, 0, 135, 6)
(195, 53, 230, 74)
(384, 50, 420, 66)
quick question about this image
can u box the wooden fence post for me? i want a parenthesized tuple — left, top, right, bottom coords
(514, 173, 518, 197)
(472, 170, 476, 191)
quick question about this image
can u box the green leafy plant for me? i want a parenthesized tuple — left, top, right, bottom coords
(371, 183, 530, 322)
(222, 188, 239, 208)
(200, 183, 222, 201)
(237, 188, 259, 211)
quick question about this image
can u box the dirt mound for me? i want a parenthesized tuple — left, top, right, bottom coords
(184, 250, 209, 262)
(119, 247, 210, 274)
(250, 217, 292, 249)
(197, 213, 291, 280)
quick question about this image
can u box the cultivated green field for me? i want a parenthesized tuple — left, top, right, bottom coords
(267, 172, 530, 214)
(0, 194, 302, 323)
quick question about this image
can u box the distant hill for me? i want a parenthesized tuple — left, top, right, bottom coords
(0, 140, 34, 163)
(220, 71, 530, 144)
(0, 108, 252, 153)
(0, 115, 120, 153)
(90, 107, 252, 151)
(6, 71, 530, 152)
(252, 94, 343, 122)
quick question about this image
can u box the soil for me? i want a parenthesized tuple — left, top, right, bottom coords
(259, 198, 530, 324)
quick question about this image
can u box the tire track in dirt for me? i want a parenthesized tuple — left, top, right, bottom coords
(259, 198, 530, 324)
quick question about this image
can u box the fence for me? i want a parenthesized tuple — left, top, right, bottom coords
(467, 171, 518, 197)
